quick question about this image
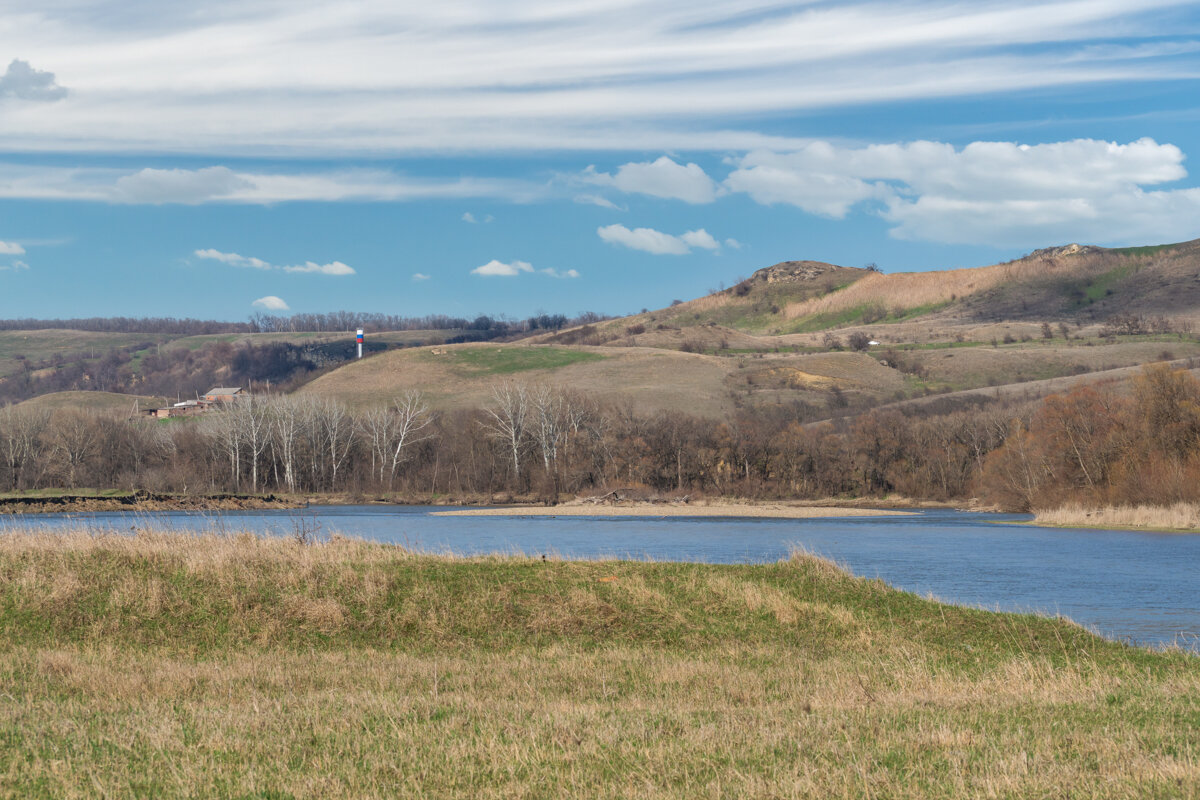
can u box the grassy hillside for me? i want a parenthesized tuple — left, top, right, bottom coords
(299, 341, 914, 417)
(15, 390, 169, 414)
(0, 528, 1194, 798)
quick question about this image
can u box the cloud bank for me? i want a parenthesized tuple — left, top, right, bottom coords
(725, 137, 1200, 246)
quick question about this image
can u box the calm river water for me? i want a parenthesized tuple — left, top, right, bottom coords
(4, 506, 1197, 651)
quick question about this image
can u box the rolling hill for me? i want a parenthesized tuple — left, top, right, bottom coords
(5, 236, 1200, 421)
(299, 237, 1200, 419)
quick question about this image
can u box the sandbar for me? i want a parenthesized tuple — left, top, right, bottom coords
(433, 503, 914, 519)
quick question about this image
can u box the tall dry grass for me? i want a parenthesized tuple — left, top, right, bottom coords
(782, 251, 1122, 321)
(1035, 502, 1200, 531)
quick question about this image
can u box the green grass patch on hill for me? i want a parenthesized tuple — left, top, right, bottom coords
(1064, 262, 1140, 309)
(0, 529, 1195, 798)
(786, 300, 954, 333)
(436, 346, 607, 375)
(1109, 242, 1184, 257)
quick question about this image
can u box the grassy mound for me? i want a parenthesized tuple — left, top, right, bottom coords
(0, 529, 1196, 798)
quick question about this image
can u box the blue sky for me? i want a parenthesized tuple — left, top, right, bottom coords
(2, 1, 1200, 321)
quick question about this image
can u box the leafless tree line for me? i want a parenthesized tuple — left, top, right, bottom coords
(1, 382, 1039, 502)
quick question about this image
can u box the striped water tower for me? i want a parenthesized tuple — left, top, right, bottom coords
(356, 328, 364, 359)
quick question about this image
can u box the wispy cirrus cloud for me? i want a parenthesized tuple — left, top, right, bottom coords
(0, 163, 545, 205)
(598, 224, 723, 255)
(195, 248, 356, 276)
(1, 2, 1196, 154)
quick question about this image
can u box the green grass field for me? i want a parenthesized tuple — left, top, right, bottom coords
(429, 346, 608, 376)
(0, 529, 1195, 798)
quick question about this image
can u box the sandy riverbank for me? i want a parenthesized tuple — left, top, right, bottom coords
(434, 502, 915, 519)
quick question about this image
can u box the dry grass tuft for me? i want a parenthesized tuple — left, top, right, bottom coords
(1035, 502, 1200, 531)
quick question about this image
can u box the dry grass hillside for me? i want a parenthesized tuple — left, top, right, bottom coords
(554, 239, 1200, 347)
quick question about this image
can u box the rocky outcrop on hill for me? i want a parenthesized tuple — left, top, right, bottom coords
(1027, 243, 1101, 259)
(751, 260, 853, 284)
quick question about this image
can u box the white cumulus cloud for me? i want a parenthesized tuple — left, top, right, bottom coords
(583, 157, 720, 204)
(471, 259, 534, 277)
(412, 272, 431, 281)
(541, 268, 581, 279)
(252, 296, 290, 311)
(597, 224, 723, 255)
(0, 241, 25, 255)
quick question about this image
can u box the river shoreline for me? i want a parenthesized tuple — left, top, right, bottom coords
(0, 492, 300, 514)
(0, 490, 963, 515)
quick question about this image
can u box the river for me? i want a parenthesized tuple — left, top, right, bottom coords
(3, 505, 1197, 651)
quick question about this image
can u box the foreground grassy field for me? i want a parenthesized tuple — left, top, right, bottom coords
(0, 530, 1196, 798)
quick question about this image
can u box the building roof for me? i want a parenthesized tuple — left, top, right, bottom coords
(204, 387, 243, 396)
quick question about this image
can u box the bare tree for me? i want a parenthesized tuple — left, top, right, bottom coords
(0, 406, 50, 491)
(202, 409, 242, 490)
(386, 393, 434, 489)
(313, 398, 356, 490)
(481, 382, 530, 481)
(51, 410, 100, 488)
(233, 396, 272, 492)
(530, 385, 566, 473)
(268, 395, 306, 493)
